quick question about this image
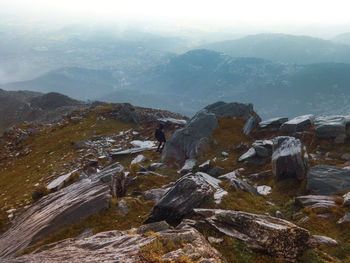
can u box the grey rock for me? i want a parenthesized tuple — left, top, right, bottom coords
(272, 136, 307, 181)
(157, 117, 187, 126)
(47, 169, 79, 191)
(8, 222, 224, 263)
(254, 145, 269, 158)
(307, 235, 338, 247)
(227, 177, 258, 195)
(162, 101, 259, 165)
(145, 173, 214, 225)
(307, 166, 350, 195)
(275, 211, 285, 219)
(110, 147, 156, 157)
(196, 172, 228, 204)
(141, 188, 168, 202)
(0, 176, 111, 258)
(238, 147, 256, 162)
(207, 166, 225, 177)
(117, 199, 129, 215)
(337, 213, 350, 224)
(194, 208, 315, 261)
(221, 151, 229, 157)
(198, 160, 211, 172)
(177, 159, 196, 175)
(131, 154, 147, 165)
(259, 117, 288, 129)
(343, 192, 350, 207)
(148, 163, 166, 171)
(295, 195, 336, 209)
(314, 115, 350, 142)
(280, 115, 314, 134)
(109, 103, 140, 124)
(243, 115, 261, 135)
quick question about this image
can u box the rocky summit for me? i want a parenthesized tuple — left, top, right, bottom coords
(0, 97, 350, 263)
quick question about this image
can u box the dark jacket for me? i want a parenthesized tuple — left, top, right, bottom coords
(155, 127, 166, 142)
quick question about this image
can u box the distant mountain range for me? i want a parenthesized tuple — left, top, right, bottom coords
(202, 34, 350, 64)
(3, 49, 350, 118)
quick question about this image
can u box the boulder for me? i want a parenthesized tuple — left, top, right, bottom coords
(6, 221, 224, 263)
(131, 154, 147, 165)
(238, 147, 256, 162)
(252, 140, 273, 158)
(194, 209, 319, 261)
(272, 136, 307, 181)
(0, 176, 112, 258)
(314, 115, 350, 143)
(307, 235, 338, 247)
(117, 199, 128, 215)
(207, 166, 225, 177)
(337, 213, 350, 224)
(307, 166, 350, 195)
(145, 173, 214, 225)
(196, 172, 228, 204)
(198, 160, 211, 172)
(256, 185, 272, 196)
(162, 101, 259, 165)
(47, 169, 79, 191)
(177, 159, 196, 175)
(243, 115, 261, 135)
(295, 195, 336, 209)
(259, 117, 288, 130)
(109, 103, 140, 124)
(343, 192, 350, 207)
(228, 178, 258, 195)
(280, 115, 314, 134)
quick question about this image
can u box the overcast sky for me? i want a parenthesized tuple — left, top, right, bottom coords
(1, 0, 350, 36)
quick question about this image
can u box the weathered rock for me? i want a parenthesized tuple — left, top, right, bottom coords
(157, 117, 187, 126)
(196, 172, 228, 204)
(307, 166, 350, 195)
(117, 199, 129, 215)
(194, 209, 317, 261)
(307, 235, 338, 247)
(199, 160, 211, 172)
(238, 147, 256, 162)
(280, 115, 314, 134)
(110, 147, 155, 157)
(275, 211, 285, 219)
(0, 175, 112, 258)
(228, 178, 258, 195)
(162, 101, 259, 165)
(91, 163, 126, 198)
(243, 115, 261, 135)
(314, 115, 350, 143)
(221, 151, 229, 157)
(337, 213, 350, 224)
(130, 154, 147, 165)
(178, 159, 196, 175)
(109, 103, 140, 124)
(295, 195, 336, 209)
(148, 163, 166, 171)
(141, 188, 168, 202)
(343, 192, 350, 207)
(47, 169, 79, 191)
(145, 173, 214, 225)
(76, 228, 94, 239)
(207, 166, 225, 177)
(256, 185, 272, 196)
(272, 136, 307, 181)
(259, 117, 288, 130)
(6, 221, 224, 263)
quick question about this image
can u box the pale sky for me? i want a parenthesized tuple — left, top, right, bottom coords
(1, 0, 350, 34)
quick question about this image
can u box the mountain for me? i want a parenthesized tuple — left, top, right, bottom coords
(0, 89, 84, 134)
(332, 32, 350, 45)
(203, 33, 350, 64)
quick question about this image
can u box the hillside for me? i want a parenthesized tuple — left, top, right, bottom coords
(203, 33, 350, 64)
(0, 101, 350, 262)
(0, 89, 85, 134)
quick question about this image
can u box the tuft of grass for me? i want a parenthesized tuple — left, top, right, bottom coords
(31, 184, 49, 202)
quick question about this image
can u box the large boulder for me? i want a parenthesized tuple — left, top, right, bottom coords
(314, 115, 350, 143)
(162, 101, 259, 165)
(145, 173, 214, 225)
(109, 103, 141, 124)
(295, 195, 337, 209)
(307, 166, 350, 195)
(272, 136, 308, 181)
(0, 163, 124, 258)
(4, 221, 224, 263)
(194, 209, 335, 262)
(280, 114, 314, 134)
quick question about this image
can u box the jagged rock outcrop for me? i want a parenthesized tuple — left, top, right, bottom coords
(280, 114, 314, 134)
(259, 117, 288, 131)
(162, 101, 259, 165)
(4, 221, 225, 263)
(272, 136, 308, 181)
(314, 115, 350, 143)
(145, 173, 214, 225)
(0, 163, 124, 258)
(194, 209, 336, 262)
(109, 103, 141, 124)
(307, 165, 350, 195)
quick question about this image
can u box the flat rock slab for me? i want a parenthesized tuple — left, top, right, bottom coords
(47, 169, 79, 191)
(280, 115, 314, 134)
(157, 117, 187, 125)
(307, 166, 350, 195)
(110, 147, 156, 156)
(314, 115, 350, 142)
(0, 179, 111, 258)
(177, 159, 196, 175)
(194, 208, 314, 261)
(259, 117, 288, 129)
(295, 195, 336, 209)
(6, 222, 224, 263)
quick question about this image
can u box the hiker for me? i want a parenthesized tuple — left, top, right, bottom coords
(155, 124, 166, 152)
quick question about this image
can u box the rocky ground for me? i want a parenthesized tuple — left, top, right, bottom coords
(0, 100, 350, 262)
